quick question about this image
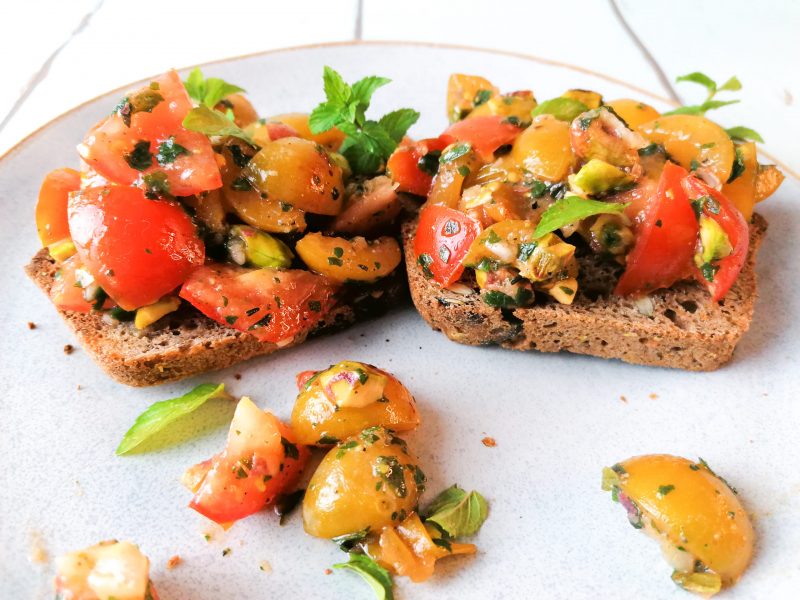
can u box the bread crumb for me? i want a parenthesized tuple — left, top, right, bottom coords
(648, 393, 658, 400)
(76, 384, 82, 391)
(27, 322, 37, 330)
(63, 344, 74, 355)
(619, 395, 628, 403)
(234, 373, 242, 380)
(259, 560, 272, 573)
(166, 555, 182, 569)
(481, 436, 497, 448)
(324, 568, 333, 575)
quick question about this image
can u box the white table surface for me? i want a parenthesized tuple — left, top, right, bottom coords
(1, 2, 798, 598)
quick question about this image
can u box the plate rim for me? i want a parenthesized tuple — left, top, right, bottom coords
(1, 39, 794, 179)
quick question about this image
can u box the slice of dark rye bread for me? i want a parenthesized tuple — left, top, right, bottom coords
(25, 249, 408, 386)
(402, 213, 768, 371)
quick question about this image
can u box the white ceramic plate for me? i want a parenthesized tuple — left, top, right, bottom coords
(1, 42, 798, 600)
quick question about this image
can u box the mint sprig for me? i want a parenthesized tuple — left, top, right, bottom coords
(665, 72, 764, 142)
(309, 66, 419, 175)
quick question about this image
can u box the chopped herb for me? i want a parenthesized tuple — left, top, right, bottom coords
(333, 246, 344, 258)
(331, 528, 370, 552)
(308, 300, 322, 312)
(317, 434, 339, 445)
(657, 484, 675, 498)
(328, 256, 343, 266)
(245, 307, 260, 317)
(274, 489, 305, 525)
(727, 146, 746, 183)
(225, 315, 238, 325)
(143, 172, 170, 198)
(124, 140, 153, 171)
(417, 150, 442, 176)
(248, 314, 272, 330)
(457, 165, 471, 177)
(155, 137, 190, 165)
(231, 176, 253, 191)
(440, 143, 471, 163)
(689, 159, 701, 171)
(517, 241, 537, 261)
(529, 180, 548, 198)
(473, 89, 493, 106)
(482, 290, 516, 308)
(336, 440, 359, 459)
(417, 253, 434, 278)
(484, 229, 501, 244)
(638, 143, 665, 157)
(375, 455, 407, 498)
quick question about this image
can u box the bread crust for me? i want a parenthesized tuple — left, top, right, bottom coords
(25, 250, 406, 386)
(403, 213, 767, 371)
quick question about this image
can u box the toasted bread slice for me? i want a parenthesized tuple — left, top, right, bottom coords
(402, 213, 767, 371)
(25, 249, 406, 386)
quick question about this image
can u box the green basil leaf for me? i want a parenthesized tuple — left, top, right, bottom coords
(182, 106, 254, 145)
(116, 384, 232, 455)
(333, 553, 393, 600)
(534, 196, 628, 238)
(424, 485, 489, 538)
(726, 126, 764, 143)
(531, 97, 589, 122)
(183, 67, 245, 108)
(675, 72, 718, 93)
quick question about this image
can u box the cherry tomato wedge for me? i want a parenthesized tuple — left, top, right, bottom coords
(387, 135, 453, 197)
(414, 204, 482, 287)
(443, 115, 521, 161)
(36, 168, 80, 246)
(78, 70, 222, 197)
(615, 162, 697, 296)
(179, 264, 338, 344)
(187, 397, 309, 525)
(68, 186, 204, 310)
(50, 255, 98, 313)
(682, 177, 749, 301)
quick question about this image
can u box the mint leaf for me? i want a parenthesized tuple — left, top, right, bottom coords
(531, 97, 589, 122)
(718, 76, 742, 92)
(309, 66, 419, 175)
(676, 72, 718, 94)
(182, 106, 254, 145)
(115, 384, 232, 455)
(322, 66, 352, 105)
(424, 485, 489, 538)
(534, 196, 628, 238)
(333, 553, 393, 600)
(183, 68, 245, 108)
(726, 126, 764, 143)
(351, 76, 391, 107)
(378, 108, 420, 143)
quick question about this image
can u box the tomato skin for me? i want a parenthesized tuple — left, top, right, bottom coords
(68, 186, 205, 310)
(36, 168, 80, 246)
(179, 264, 338, 343)
(188, 397, 309, 525)
(681, 177, 749, 301)
(443, 115, 521, 161)
(79, 70, 221, 197)
(50, 255, 95, 313)
(387, 136, 453, 197)
(295, 370, 318, 390)
(414, 204, 482, 287)
(615, 162, 697, 296)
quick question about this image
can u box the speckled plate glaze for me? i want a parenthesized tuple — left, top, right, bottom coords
(1, 42, 798, 600)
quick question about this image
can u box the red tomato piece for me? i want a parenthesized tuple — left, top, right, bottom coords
(267, 122, 300, 140)
(443, 115, 521, 161)
(387, 135, 453, 197)
(78, 70, 222, 197)
(179, 264, 338, 344)
(68, 186, 205, 310)
(50, 255, 95, 313)
(615, 162, 698, 296)
(414, 204, 482, 287)
(681, 176, 749, 301)
(187, 397, 309, 525)
(36, 168, 81, 246)
(295, 370, 318, 390)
